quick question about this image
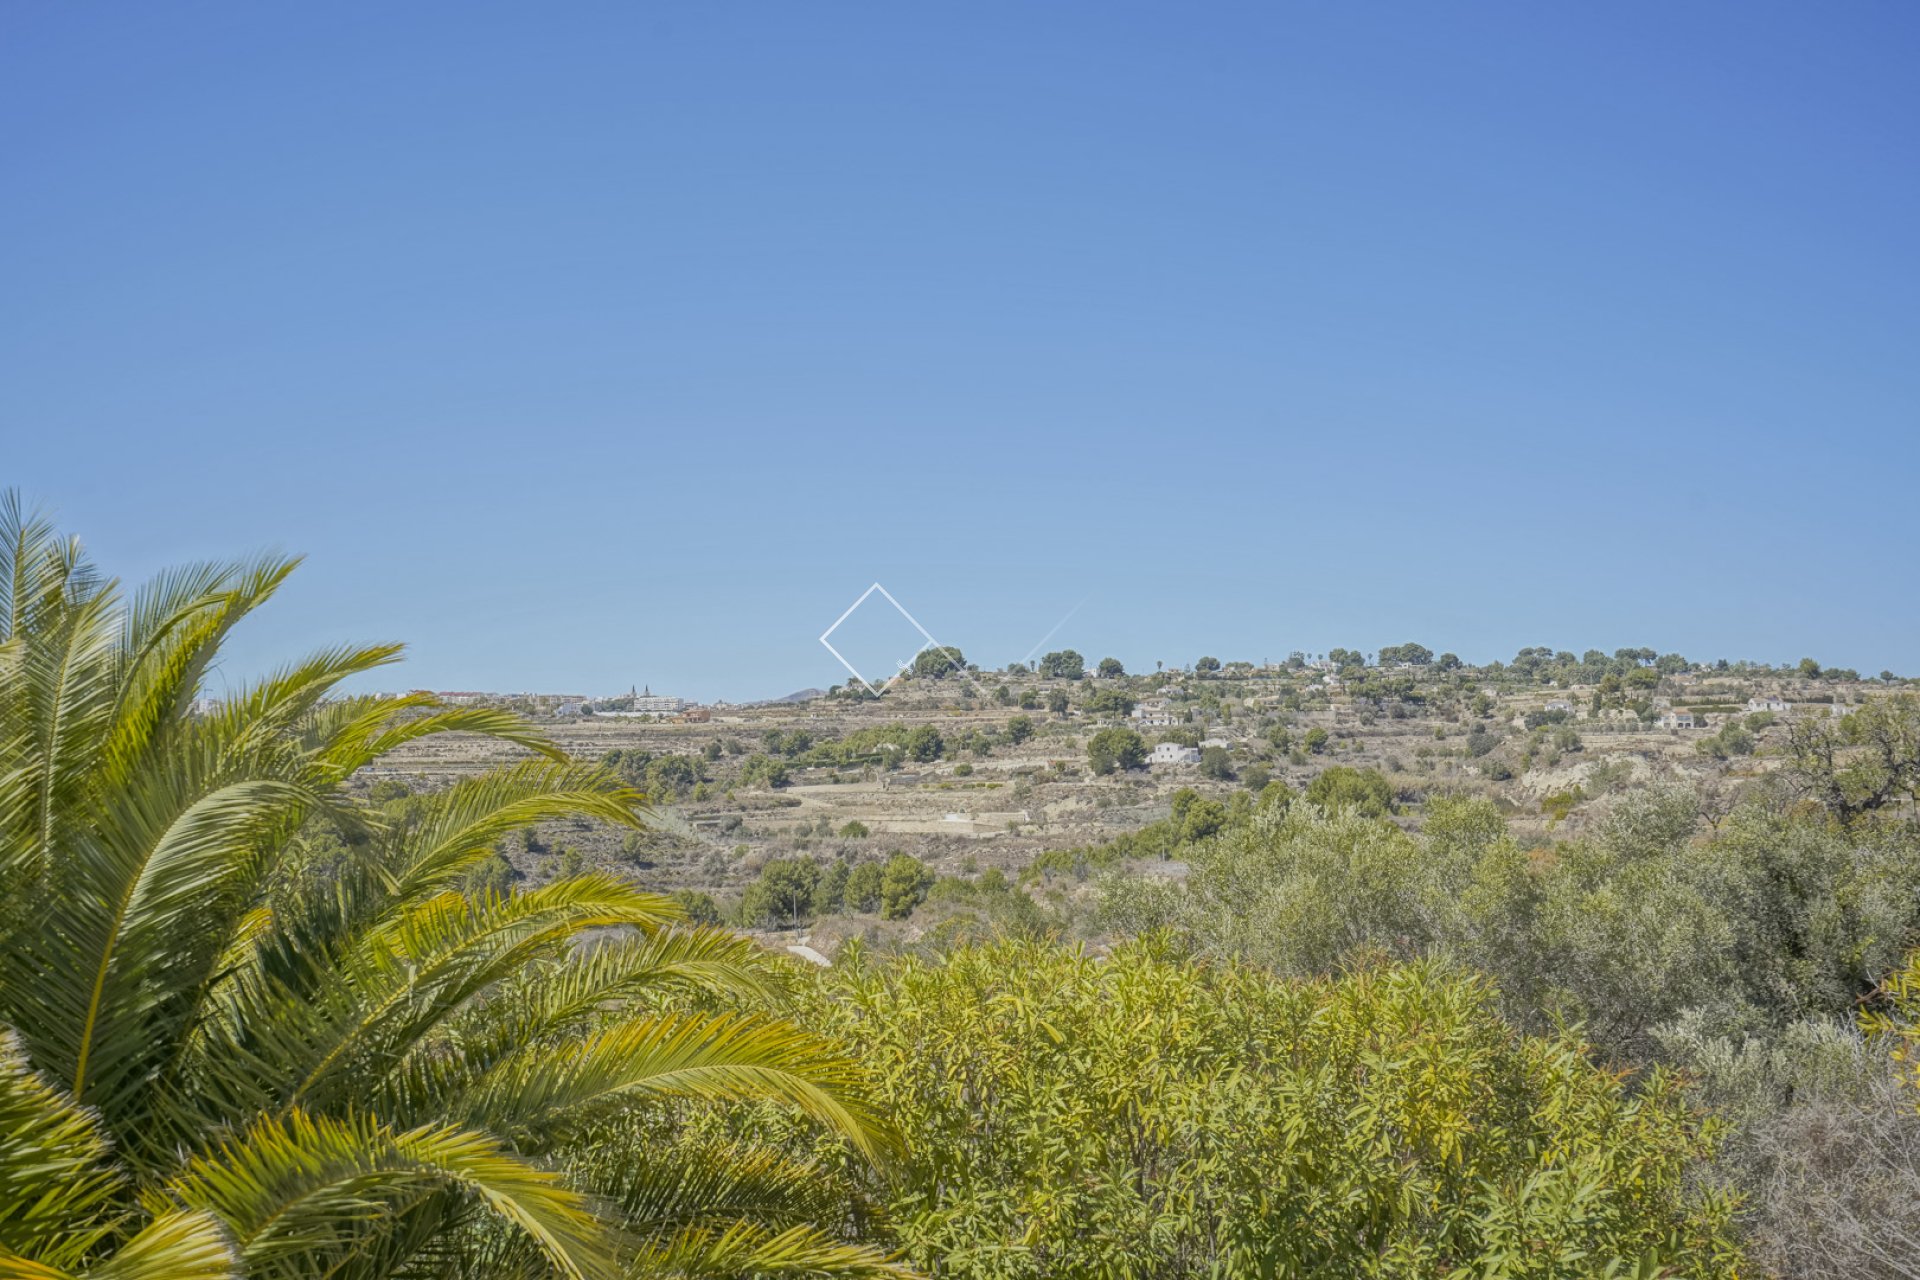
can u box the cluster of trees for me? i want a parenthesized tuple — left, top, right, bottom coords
(601, 746, 709, 799)
(1374, 641, 1435, 666)
(737, 852, 936, 926)
(1035, 649, 1084, 679)
(1086, 726, 1147, 775)
(1210, 645, 1905, 690)
(909, 645, 967, 679)
(607, 720, 1010, 797)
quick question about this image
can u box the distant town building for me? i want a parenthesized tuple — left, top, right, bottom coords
(1659, 710, 1696, 730)
(678, 707, 712, 723)
(631, 683, 685, 714)
(1746, 696, 1788, 714)
(597, 684, 685, 717)
(1149, 743, 1203, 765)
(1131, 701, 1178, 728)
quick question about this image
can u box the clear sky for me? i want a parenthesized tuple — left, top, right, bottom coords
(4, 3, 1916, 700)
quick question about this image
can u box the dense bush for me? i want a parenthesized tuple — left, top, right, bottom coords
(1138, 788, 1920, 1067)
(1304, 764, 1394, 816)
(806, 940, 1738, 1278)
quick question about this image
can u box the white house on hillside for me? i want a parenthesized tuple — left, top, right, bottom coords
(1149, 743, 1202, 766)
(1659, 710, 1696, 730)
(1746, 696, 1788, 713)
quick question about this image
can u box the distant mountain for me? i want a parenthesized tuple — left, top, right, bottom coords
(762, 687, 825, 705)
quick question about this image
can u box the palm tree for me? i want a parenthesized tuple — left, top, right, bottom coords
(0, 494, 907, 1279)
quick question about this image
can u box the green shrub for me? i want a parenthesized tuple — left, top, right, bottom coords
(879, 853, 934, 919)
(1305, 765, 1394, 817)
(808, 940, 1739, 1278)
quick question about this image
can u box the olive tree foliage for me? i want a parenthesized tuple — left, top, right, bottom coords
(1526, 783, 1915, 1063)
(803, 939, 1738, 1279)
(1113, 785, 1920, 1066)
(904, 724, 943, 763)
(1786, 695, 1920, 823)
(1085, 727, 1146, 776)
(1174, 806, 1487, 977)
(1521, 786, 1747, 1062)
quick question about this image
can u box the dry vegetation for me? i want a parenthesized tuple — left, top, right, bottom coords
(366, 657, 1893, 938)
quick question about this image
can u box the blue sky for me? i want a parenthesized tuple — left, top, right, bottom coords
(3, 3, 1916, 700)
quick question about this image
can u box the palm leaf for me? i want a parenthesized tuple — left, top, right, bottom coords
(463, 1012, 895, 1161)
(149, 1111, 617, 1280)
(378, 760, 647, 903)
(626, 1221, 914, 1279)
(81, 1210, 237, 1280)
(215, 875, 680, 1115)
(308, 697, 568, 785)
(0, 1029, 122, 1267)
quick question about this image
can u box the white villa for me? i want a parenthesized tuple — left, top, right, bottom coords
(1659, 710, 1696, 730)
(1149, 743, 1202, 766)
(1746, 696, 1788, 713)
(1131, 702, 1178, 728)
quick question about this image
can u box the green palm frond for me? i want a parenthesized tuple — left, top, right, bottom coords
(0, 1029, 122, 1267)
(25, 774, 317, 1118)
(0, 490, 83, 644)
(215, 875, 680, 1115)
(207, 644, 408, 764)
(76, 1211, 237, 1280)
(464, 1012, 895, 1160)
(308, 696, 567, 784)
(383, 928, 794, 1138)
(2, 1211, 238, 1280)
(625, 1221, 915, 1279)
(12, 585, 121, 874)
(149, 1111, 615, 1280)
(377, 760, 647, 903)
(104, 556, 301, 787)
(576, 1130, 862, 1235)
(518, 926, 796, 1027)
